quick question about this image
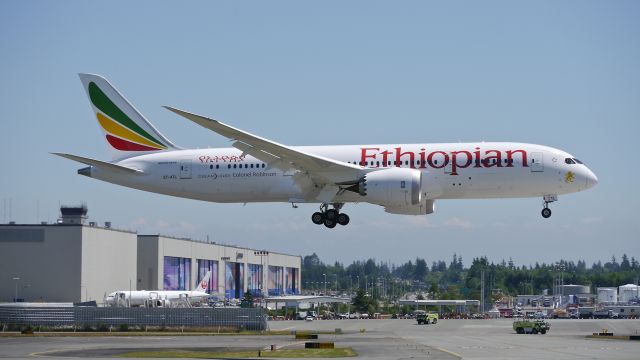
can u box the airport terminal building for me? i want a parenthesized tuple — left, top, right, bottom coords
(0, 206, 301, 303)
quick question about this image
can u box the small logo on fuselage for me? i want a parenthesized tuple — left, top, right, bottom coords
(564, 171, 575, 183)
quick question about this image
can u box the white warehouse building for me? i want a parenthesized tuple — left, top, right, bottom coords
(0, 206, 301, 303)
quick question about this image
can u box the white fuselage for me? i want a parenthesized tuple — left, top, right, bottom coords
(83, 142, 597, 205)
(105, 290, 210, 307)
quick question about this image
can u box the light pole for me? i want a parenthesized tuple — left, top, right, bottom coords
(356, 275, 360, 290)
(334, 274, 338, 293)
(365, 275, 368, 295)
(323, 273, 327, 295)
(12, 277, 20, 302)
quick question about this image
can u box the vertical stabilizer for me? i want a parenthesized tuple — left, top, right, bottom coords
(78, 73, 179, 160)
(194, 270, 212, 292)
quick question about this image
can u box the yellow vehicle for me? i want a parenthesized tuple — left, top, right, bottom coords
(415, 310, 439, 325)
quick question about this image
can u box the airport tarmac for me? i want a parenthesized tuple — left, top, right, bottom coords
(0, 318, 639, 359)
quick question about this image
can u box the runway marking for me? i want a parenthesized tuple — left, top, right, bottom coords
(433, 346, 463, 359)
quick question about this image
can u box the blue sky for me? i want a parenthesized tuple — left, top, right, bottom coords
(0, 1, 638, 267)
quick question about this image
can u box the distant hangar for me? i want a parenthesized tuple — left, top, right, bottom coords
(0, 206, 301, 303)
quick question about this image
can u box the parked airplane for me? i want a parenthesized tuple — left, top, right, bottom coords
(54, 74, 597, 228)
(105, 271, 212, 307)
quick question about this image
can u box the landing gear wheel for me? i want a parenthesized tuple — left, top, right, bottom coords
(541, 208, 552, 218)
(325, 209, 338, 221)
(324, 219, 337, 228)
(337, 213, 350, 226)
(311, 212, 324, 225)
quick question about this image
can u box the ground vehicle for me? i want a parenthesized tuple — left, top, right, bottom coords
(593, 309, 619, 319)
(513, 319, 550, 334)
(416, 311, 439, 325)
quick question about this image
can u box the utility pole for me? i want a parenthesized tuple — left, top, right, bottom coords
(480, 270, 485, 313)
(13, 277, 20, 302)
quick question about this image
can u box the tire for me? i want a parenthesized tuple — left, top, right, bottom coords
(541, 208, 552, 218)
(541, 330, 546, 334)
(532, 328, 538, 334)
(432, 318, 437, 324)
(326, 209, 338, 221)
(311, 212, 324, 225)
(516, 327, 524, 334)
(324, 219, 337, 228)
(337, 213, 350, 226)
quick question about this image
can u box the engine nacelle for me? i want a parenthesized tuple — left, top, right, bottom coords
(357, 167, 422, 207)
(385, 199, 435, 215)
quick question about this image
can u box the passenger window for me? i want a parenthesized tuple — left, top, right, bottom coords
(376, 161, 380, 166)
(216, 165, 219, 169)
(233, 164, 237, 168)
(228, 164, 231, 169)
(405, 161, 409, 165)
(210, 165, 213, 169)
(262, 163, 265, 168)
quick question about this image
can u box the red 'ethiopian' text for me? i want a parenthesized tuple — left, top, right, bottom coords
(360, 147, 529, 175)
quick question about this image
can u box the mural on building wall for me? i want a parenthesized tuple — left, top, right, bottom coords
(225, 262, 244, 299)
(163, 256, 191, 290)
(247, 264, 263, 297)
(268, 265, 284, 296)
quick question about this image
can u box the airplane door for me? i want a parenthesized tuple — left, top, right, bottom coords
(180, 160, 192, 179)
(530, 152, 544, 172)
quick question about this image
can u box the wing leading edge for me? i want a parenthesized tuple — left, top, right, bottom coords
(164, 106, 367, 201)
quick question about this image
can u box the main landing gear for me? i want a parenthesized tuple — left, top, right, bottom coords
(541, 194, 558, 219)
(312, 203, 350, 228)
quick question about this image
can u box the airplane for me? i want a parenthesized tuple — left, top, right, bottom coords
(105, 270, 212, 307)
(54, 74, 598, 229)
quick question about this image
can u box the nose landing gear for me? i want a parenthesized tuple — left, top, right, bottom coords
(541, 194, 557, 218)
(311, 203, 350, 228)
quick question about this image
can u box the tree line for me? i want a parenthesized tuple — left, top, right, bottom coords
(301, 253, 640, 302)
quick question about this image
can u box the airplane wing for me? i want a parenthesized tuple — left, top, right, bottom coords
(164, 107, 367, 197)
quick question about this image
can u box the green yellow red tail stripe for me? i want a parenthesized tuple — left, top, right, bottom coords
(88, 82, 167, 151)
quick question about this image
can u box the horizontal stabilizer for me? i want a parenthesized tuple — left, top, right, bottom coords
(51, 153, 143, 174)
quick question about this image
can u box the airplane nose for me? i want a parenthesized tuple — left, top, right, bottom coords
(586, 169, 598, 189)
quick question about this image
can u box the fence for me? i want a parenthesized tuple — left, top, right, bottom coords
(0, 306, 266, 330)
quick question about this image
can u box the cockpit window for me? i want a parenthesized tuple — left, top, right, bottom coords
(564, 158, 576, 164)
(573, 158, 583, 164)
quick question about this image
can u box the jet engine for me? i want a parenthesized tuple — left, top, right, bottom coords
(351, 167, 422, 207)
